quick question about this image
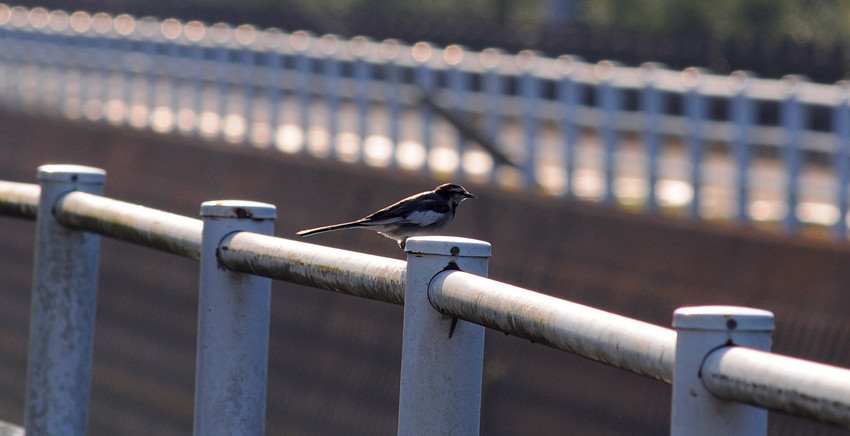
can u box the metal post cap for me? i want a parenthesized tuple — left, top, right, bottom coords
(199, 200, 276, 219)
(404, 236, 491, 257)
(673, 305, 774, 331)
(37, 164, 106, 184)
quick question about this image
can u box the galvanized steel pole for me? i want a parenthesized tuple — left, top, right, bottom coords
(671, 306, 774, 436)
(194, 200, 276, 436)
(25, 164, 106, 436)
(399, 236, 491, 436)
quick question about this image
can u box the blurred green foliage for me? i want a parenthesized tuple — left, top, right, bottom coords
(15, 0, 850, 79)
(582, 0, 850, 45)
(178, 0, 850, 47)
(26, 0, 850, 48)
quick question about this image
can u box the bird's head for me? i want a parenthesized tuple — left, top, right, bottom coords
(434, 183, 477, 206)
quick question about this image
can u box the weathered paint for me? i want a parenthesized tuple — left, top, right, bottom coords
(702, 346, 850, 429)
(671, 306, 772, 435)
(398, 236, 490, 436)
(427, 269, 677, 382)
(0, 181, 39, 218)
(4, 171, 850, 431)
(25, 165, 105, 436)
(217, 231, 406, 305)
(55, 191, 203, 260)
(194, 200, 275, 436)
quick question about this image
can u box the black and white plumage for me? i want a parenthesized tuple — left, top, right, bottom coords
(296, 183, 476, 248)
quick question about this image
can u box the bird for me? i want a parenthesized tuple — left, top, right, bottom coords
(296, 183, 476, 248)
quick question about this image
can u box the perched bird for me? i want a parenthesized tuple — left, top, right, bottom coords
(297, 183, 476, 248)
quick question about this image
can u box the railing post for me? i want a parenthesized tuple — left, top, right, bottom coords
(399, 236, 491, 435)
(25, 164, 106, 436)
(671, 306, 774, 436)
(194, 200, 276, 436)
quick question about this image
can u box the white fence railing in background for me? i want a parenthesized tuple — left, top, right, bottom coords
(3, 164, 850, 434)
(2, 4, 850, 239)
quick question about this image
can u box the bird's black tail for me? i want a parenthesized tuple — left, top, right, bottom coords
(296, 221, 362, 237)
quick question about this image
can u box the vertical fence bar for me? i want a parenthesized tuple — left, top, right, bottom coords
(730, 71, 753, 224)
(518, 51, 540, 188)
(380, 39, 402, 168)
(292, 32, 313, 153)
(781, 75, 806, 234)
(54, 30, 73, 118)
(30, 29, 49, 112)
(320, 35, 341, 158)
(213, 27, 232, 142)
(91, 33, 111, 117)
(833, 81, 850, 238)
(556, 55, 580, 197)
(25, 164, 106, 436)
(481, 48, 504, 186)
(351, 37, 371, 162)
(0, 25, 10, 108)
(641, 63, 663, 212)
(597, 61, 621, 205)
(399, 236, 491, 435)
(194, 200, 276, 436)
(671, 306, 774, 436)
(237, 28, 257, 145)
(264, 32, 284, 144)
(682, 68, 706, 218)
(115, 27, 134, 128)
(413, 42, 436, 163)
(164, 25, 183, 130)
(0, 27, 17, 109)
(188, 32, 206, 136)
(74, 28, 94, 119)
(140, 21, 159, 127)
(446, 46, 467, 174)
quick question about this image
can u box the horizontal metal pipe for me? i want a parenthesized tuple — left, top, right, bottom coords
(0, 181, 39, 219)
(702, 346, 850, 429)
(218, 231, 406, 305)
(428, 270, 676, 382)
(55, 191, 203, 260)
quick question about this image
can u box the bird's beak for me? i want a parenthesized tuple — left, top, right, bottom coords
(465, 192, 477, 199)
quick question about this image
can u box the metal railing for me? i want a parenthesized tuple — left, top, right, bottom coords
(3, 163, 850, 434)
(2, 4, 850, 239)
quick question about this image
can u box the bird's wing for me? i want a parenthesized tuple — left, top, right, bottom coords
(403, 209, 446, 227)
(360, 193, 450, 226)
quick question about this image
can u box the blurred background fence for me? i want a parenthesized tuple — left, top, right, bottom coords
(2, 3, 850, 241)
(5, 3, 850, 435)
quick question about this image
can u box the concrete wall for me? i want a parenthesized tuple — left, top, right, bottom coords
(2, 111, 848, 435)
